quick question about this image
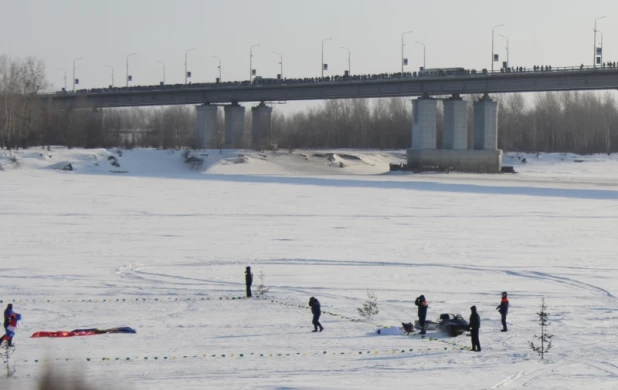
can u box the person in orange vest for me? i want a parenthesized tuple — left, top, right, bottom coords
(415, 295, 428, 334)
(496, 291, 510, 332)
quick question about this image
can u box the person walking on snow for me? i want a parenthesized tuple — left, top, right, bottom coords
(1, 310, 21, 347)
(309, 297, 324, 332)
(469, 305, 481, 352)
(245, 266, 253, 298)
(3, 304, 13, 332)
(415, 295, 428, 334)
(496, 291, 509, 332)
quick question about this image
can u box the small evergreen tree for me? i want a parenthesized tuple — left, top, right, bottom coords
(256, 270, 270, 297)
(357, 290, 379, 320)
(1, 343, 16, 378)
(529, 297, 553, 360)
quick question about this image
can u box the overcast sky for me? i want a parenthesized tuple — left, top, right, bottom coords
(1, 0, 617, 111)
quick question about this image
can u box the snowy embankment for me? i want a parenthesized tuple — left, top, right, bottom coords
(0, 147, 617, 389)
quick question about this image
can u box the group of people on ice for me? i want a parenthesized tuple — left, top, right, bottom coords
(414, 291, 509, 352)
(244, 266, 510, 351)
(1, 303, 21, 348)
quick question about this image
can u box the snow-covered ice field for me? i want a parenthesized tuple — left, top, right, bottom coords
(1, 147, 618, 389)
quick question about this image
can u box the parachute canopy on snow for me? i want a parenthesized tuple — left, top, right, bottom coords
(31, 326, 136, 338)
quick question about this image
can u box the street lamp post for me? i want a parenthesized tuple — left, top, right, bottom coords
(250, 44, 260, 82)
(58, 68, 67, 91)
(156, 61, 165, 85)
(491, 24, 504, 72)
(72, 57, 82, 92)
(185, 49, 195, 85)
(104, 65, 114, 87)
(415, 41, 426, 70)
(498, 34, 509, 69)
(340, 47, 350, 75)
(322, 37, 332, 78)
(126, 53, 136, 87)
(273, 51, 283, 79)
(212, 56, 222, 82)
(401, 31, 413, 74)
(594, 16, 606, 67)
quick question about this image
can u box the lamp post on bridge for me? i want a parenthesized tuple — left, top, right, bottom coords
(401, 30, 413, 74)
(72, 57, 82, 92)
(415, 41, 426, 70)
(126, 53, 136, 87)
(185, 49, 195, 85)
(212, 56, 222, 82)
(322, 38, 332, 78)
(491, 24, 504, 72)
(273, 51, 283, 79)
(104, 65, 114, 87)
(250, 44, 260, 82)
(340, 46, 350, 75)
(156, 61, 165, 85)
(58, 68, 67, 91)
(593, 16, 606, 68)
(498, 34, 509, 69)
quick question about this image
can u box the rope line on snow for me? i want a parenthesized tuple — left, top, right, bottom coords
(13, 341, 469, 365)
(0, 296, 247, 304)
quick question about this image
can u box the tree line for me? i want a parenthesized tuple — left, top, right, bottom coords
(1, 54, 617, 154)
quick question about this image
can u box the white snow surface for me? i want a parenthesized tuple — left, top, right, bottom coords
(1, 147, 618, 389)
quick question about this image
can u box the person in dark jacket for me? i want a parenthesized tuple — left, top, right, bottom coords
(309, 297, 324, 332)
(414, 295, 428, 334)
(496, 291, 509, 332)
(3, 304, 13, 331)
(469, 305, 481, 352)
(245, 266, 253, 298)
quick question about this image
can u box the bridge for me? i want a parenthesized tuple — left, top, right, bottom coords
(43, 66, 618, 174)
(46, 66, 618, 108)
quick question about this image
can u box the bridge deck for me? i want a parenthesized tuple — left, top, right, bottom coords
(44, 67, 618, 108)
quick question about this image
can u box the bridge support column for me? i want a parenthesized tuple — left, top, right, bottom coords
(411, 97, 437, 149)
(443, 95, 468, 150)
(251, 102, 272, 150)
(473, 94, 498, 150)
(195, 104, 218, 148)
(224, 103, 245, 148)
(406, 94, 503, 173)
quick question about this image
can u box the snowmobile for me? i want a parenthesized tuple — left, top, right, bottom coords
(415, 313, 470, 337)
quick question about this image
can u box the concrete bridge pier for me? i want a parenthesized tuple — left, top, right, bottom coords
(224, 103, 246, 148)
(251, 102, 272, 149)
(411, 97, 438, 149)
(443, 95, 468, 150)
(195, 104, 218, 148)
(406, 94, 503, 173)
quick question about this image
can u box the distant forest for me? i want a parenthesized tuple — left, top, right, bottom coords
(1, 54, 617, 154)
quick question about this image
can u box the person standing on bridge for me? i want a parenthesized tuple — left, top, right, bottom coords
(245, 266, 253, 298)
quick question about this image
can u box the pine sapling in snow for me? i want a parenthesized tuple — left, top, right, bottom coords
(529, 297, 553, 360)
(256, 270, 270, 297)
(1, 343, 16, 378)
(357, 290, 379, 320)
